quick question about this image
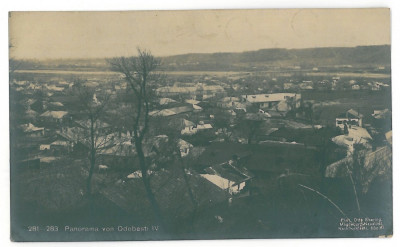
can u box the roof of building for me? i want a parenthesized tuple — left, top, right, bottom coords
(156, 84, 225, 94)
(195, 123, 213, 130)
(19, 123, 44, 133)
(50, 140, 69, 146)
(195, 142, 251, 168)
(220, 97, 240, 102)
(185, 99, 200, 105)
(336, 109, 363, 119)
(25, 109, 38, 118)
(193, 104, 203, 110)
(20, 98, 37, 106)
(149, 105, 193, 117)
(200, 174, 232, 190)
(182, 119, 195, 127)
(40, 111, 68, 119)
(177, 139, 193, 148)
(204, 162, 254, 186)
(98, 141, 134, 157)
(331, 126, 372, 153)
(159, 98, 178, 105)
(386, 130, 392, 145)
(46, 85, 64, 92)
(245, 113, 270, 121)
(49, 102, 64, 107)
(156, 86, 197, 94)
(75, 119, 110, 129)
(241, 93, 298, 103)
(100, 168, 230, 220)
(372, 109, 391, 119)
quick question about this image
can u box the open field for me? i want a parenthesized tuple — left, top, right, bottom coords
(16, 69, 390, 77)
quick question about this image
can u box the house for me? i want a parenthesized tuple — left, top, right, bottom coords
(335, 109, 363, 129)
(331, 126, 372, 154)
(24, 108, 39, 121)
(57, 80, 70, 87)
(159, 98, 178, 106)
(372, 109, 391, 120)
(201, 160, 254, 195)
(39, 144, 51, 151)
(19, 123, 45, 137)
(40, 111, 69, 123)
(180, 119, 196, 134)
(50, 140, 73, 154)
(100, 168, 230, 222)
(371, 82, 390, 91)
(299, 81, 314, 90)
(83, 81, 100, 88)
(97, 139, 136, 171)
(13, 80, 29, 86)
(156, 83, 226, 100)
(149, 105, 193, 117)
(74, 119, 112, 134)
(45, 84, 64, 92)
(178, 139, 193, 157)
(57, 119, 115, 155)
(241, 93, 301, 112)
(283, 83, 296, 90)
(48, 101, 65, 110)
(181, 121, 213, 135)
(27, 83, 41, 91)
(217, 97, 240, 108)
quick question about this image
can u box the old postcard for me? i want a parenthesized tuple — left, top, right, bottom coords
(9, 9, 392, 241)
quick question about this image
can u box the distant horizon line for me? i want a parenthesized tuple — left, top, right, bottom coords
(11, 44, 391, 61)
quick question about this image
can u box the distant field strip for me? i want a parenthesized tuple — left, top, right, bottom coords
(305, 72, 390, 78)
(15, 69, 246, 76)
(15, 70, 390, 78)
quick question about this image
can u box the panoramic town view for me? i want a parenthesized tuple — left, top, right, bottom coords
(9, 10, 392, 240)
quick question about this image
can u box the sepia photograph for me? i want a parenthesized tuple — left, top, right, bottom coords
(8, 8, 392, 241)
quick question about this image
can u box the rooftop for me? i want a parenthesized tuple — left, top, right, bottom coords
(336, 109, 363, 119)
(149, 105, 193, 117)
(40, 111, 68, 119)
(100, 168, 230, 220)
(241, 93, 298, 103)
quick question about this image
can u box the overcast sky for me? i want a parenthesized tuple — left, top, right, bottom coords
(9, 9, 390, 59)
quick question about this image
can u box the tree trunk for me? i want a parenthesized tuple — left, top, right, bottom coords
(135, 140, 165, 229)
(86, 118, 96, 195)
(178, 156, 198, 231)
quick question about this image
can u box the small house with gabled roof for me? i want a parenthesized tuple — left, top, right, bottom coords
(335, 109, 363, 129)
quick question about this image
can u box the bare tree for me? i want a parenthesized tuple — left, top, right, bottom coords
(73, 79, 112, 195)
(154, 126, 199, 230)
(107, 48, 165, 227)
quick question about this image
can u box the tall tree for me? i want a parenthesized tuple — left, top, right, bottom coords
(107, 48, 165, 227)
(73, 79, 111, 195)
(303, 101, 315, 129)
